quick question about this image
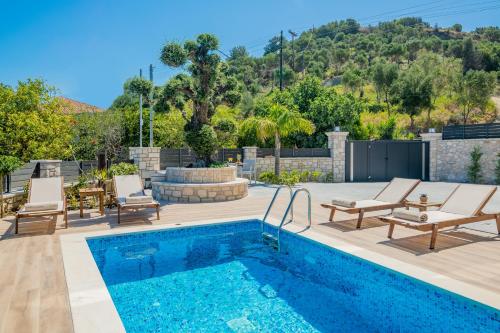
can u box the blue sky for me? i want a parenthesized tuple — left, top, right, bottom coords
(1, 0, 498, 108)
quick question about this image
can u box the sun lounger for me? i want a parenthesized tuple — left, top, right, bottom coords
(16, 177, 67, 234)
(113, 175, 160, 223)
(320, 178, 421, 229)
(380, 184, 499, 249)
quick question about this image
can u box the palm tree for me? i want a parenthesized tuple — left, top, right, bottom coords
(241, 104, 314, 176)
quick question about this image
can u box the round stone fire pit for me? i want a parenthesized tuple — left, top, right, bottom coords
(152, 166, 248, 203)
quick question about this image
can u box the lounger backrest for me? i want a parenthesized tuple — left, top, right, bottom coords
(374, 178, 420, 203)
(439, 184, 497, 216)
(29, 177, 64, 203)
(114, 175, 144, 201)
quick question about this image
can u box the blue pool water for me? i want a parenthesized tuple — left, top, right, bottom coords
(87, 220, 500, 332)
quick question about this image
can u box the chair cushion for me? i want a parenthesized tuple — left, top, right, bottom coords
(125, 195, 153, 204)
(393, 208, 428, 222)
(331, 198, 356, 208)
(24, 201, 60, 212)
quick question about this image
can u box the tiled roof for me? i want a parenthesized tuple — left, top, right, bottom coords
(57, 96, 103, 114)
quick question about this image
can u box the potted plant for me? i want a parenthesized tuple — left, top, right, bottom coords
(0, 156, 23, 218)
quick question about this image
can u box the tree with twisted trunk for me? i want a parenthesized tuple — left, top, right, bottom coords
(159, 34, 241, 165)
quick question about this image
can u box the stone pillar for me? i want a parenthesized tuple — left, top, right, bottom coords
(31, 160, 61, 178)
(243, 147, 257, 162)
(129, 147, 161, 183)
(420, 133, 442, 181)
(326, 131, 349, 183)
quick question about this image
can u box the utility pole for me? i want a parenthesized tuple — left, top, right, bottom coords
(139, 69, 143, 147)
(288, 30, 297, 71)
(149, 64, 154, 147)
(279, 30, 283, 91)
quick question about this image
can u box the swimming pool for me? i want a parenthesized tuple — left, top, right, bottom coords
(87, 220, 499, 332)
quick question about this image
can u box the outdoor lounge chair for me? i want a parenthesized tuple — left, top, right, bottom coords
(241, 160, 256, 184)
(380, 184, 499, 249)
(320, 178, 421, 229)
(113, 175, 160, 223)
(16, 176, 67, 234)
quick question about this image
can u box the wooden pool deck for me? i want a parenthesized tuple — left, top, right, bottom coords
(0, 184, 499, 333)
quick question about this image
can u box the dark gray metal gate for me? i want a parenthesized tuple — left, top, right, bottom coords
(345, 140, 429, 182)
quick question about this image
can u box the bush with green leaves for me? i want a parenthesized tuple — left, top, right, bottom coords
(0, 155, 23, 217)
(108, 163, 139, 177)
(311, 171, 322, 182)
(467, 146, 483, 184)
(324, 172, 334, 183)
(185, 125, 219, 166)
(258, 171, 278, 184)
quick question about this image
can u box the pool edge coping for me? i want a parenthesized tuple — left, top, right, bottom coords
(60, 215, 500, 333)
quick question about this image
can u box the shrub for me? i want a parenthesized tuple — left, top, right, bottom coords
(378, 116, 397, 139)
(324, 172, 334, 183)
(258, 171, 278, 184)
(209, 161, 228, 168)
(186, 125, 218, 165)
(311, 171, 322, 182)
(299, 171, 310, 182)
(258, 171, 300, 186)
(467, 146, 483, 183)
(109, 163, 139, 177)
(278, 171, 300, 186)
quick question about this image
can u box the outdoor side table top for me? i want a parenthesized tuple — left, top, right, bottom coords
(404, 201, 442, 212)
(79, 188, 105, 217)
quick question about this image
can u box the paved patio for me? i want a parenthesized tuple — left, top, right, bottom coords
(0, 182, 499, 333)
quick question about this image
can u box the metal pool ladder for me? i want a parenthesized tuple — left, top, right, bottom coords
(261, 186, 312, 252)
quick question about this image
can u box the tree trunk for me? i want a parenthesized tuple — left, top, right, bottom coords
(274, 133, 281, 177)
(426, 108, 432, 130)
(385, 91, 391, 117)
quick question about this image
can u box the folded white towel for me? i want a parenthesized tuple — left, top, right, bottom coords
(24, 201, 59, 212)
(393, 209, 428, 222)
(331, 198, 356, 208)
(125, 195, 153, 204)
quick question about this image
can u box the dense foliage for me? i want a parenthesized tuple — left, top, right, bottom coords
(0, 80, 72, 161)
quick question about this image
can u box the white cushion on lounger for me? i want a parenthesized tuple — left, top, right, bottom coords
(393, 209, 428, 222)
(24, 201, 59, 212)
(353, 200, 391, 208)
(389, 211, 467, 225)
(331, 198, 356, 208)
(125, 195, 153, 204)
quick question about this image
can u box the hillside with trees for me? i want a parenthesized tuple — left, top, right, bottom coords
(101, 18, 500, 156)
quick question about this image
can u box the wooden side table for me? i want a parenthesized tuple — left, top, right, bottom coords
(404, 201, 442, 212)
(79, 188, 105, 217)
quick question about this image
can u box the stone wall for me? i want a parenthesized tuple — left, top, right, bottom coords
(436, 138, 500, 183)
(166, 167, 236, 183)
(255, 157, 332, 176)
(129, 147, 160, 182)
(152, 179, 248, 203)
(326, 131, 349, 182)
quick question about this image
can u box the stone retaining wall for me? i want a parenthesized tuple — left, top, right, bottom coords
(436, 138, 500, 183)
(255, 157, 332, 176)
(152, 179, 248, 203)
(166, 166, 236, 183)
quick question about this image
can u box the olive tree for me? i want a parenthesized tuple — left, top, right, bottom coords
(453, 70, 496, 124)
(159, 34, 241, 165)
